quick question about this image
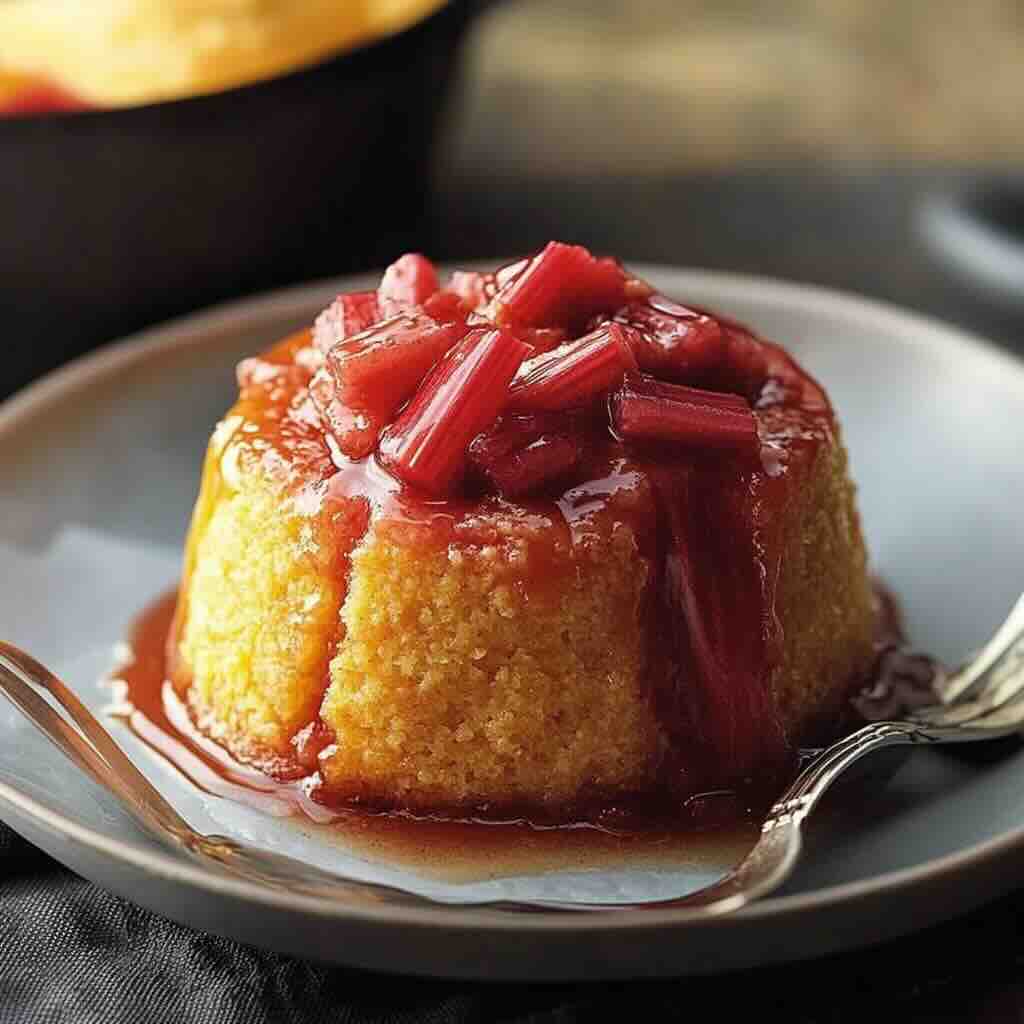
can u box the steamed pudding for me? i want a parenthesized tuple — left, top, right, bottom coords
(170, 245, 875, 817)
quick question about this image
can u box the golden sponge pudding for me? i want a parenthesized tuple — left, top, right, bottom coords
(171, 249, 876, 817)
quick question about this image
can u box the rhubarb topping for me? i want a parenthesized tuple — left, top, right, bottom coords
(476, 434, 582, 498)
(447, 260, 528, 316)
(610, 374, 758, 451)
(655, 463, 783, 779)
(378, 253, 440, 317)
(468, 411, 587, 497)
(448, 270, 496, 312)
(313, 291, 381, 354)
(421, 289, 468, 325)
(514, 326, 569, 355)
(493, 242, 628, 330)
(378, 328, 530, 495)
(613, 295, 726, 379)
(509, 324, 639, 412)
(310, 313, 463, 459)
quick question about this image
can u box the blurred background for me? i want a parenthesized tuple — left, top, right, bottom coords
(435, 0, 1024, 340)
(455, 0, 1024, 173)
(2, 0, 1023, 398)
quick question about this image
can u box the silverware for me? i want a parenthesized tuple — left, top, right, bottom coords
(2, 593, 1023, 915)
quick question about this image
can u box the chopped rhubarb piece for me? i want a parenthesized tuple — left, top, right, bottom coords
(310, 313, 464, 459)
(313, 291, 381, 353)
(446, 261, 530, 317)
(421, 289, 468, 324)
(508, 323, 639, 412)
(378, 328, 530, 495)
(474, 434, 582, 497)
(469, 411, 582, 461)
(449, 270, 496, 312)
(610, 374, 758, 450)
(515, 326, 568, 354)
(612, 295, 726, 380)
(378, 253, 439, 316)
(493, 242, 628, 329)
(495, 257, 529, 288)
(468, 409, 589, 488)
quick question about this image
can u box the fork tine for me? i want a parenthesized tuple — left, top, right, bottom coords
(935, 593, 1024, 706)
(909, 679, 1024, 728)
(954, 692, 1024, 733)
(910, 653, 1024, 729)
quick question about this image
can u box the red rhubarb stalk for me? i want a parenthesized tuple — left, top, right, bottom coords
(421, 289, 468, 324)
(475, 434, 582, 497)
(310, 313, 463, 459)
(508, 323, 638, 412)
(312, 291, 381, 353)
(378, 328, 530, 495)
(493, 242, 627, 329)
(448, 270, 495, 312)
(378, 253, 440, 316)
(610, 374, 758, 450)
(515, 326, 568, 354)
(468, 412, 587, 497)
(614, 296, 725, 379)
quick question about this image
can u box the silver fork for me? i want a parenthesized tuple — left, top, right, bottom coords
(1, 592, 1023, 915)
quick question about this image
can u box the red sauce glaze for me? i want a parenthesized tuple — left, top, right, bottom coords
(114, 579, 918, 859)
(119, 590, 765, 862)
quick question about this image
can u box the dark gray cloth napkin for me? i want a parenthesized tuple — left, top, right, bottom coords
(2, 822, 1023, 1024)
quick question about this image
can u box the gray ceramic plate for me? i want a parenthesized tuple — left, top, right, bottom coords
(2, 268, 1024, 981)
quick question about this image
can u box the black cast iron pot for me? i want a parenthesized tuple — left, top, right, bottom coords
(1, 1, 477, 398)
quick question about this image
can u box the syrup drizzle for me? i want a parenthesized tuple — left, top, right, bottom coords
(106, 580, 932, 882)
(108, 591, 765, 881)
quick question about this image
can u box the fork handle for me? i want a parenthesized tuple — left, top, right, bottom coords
(0, 642, 197, 848)
(664, 723, 917, 911)
(522, 723, 922, 913)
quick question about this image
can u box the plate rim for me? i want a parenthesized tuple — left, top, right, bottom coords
(3, 266, 1024, 936)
